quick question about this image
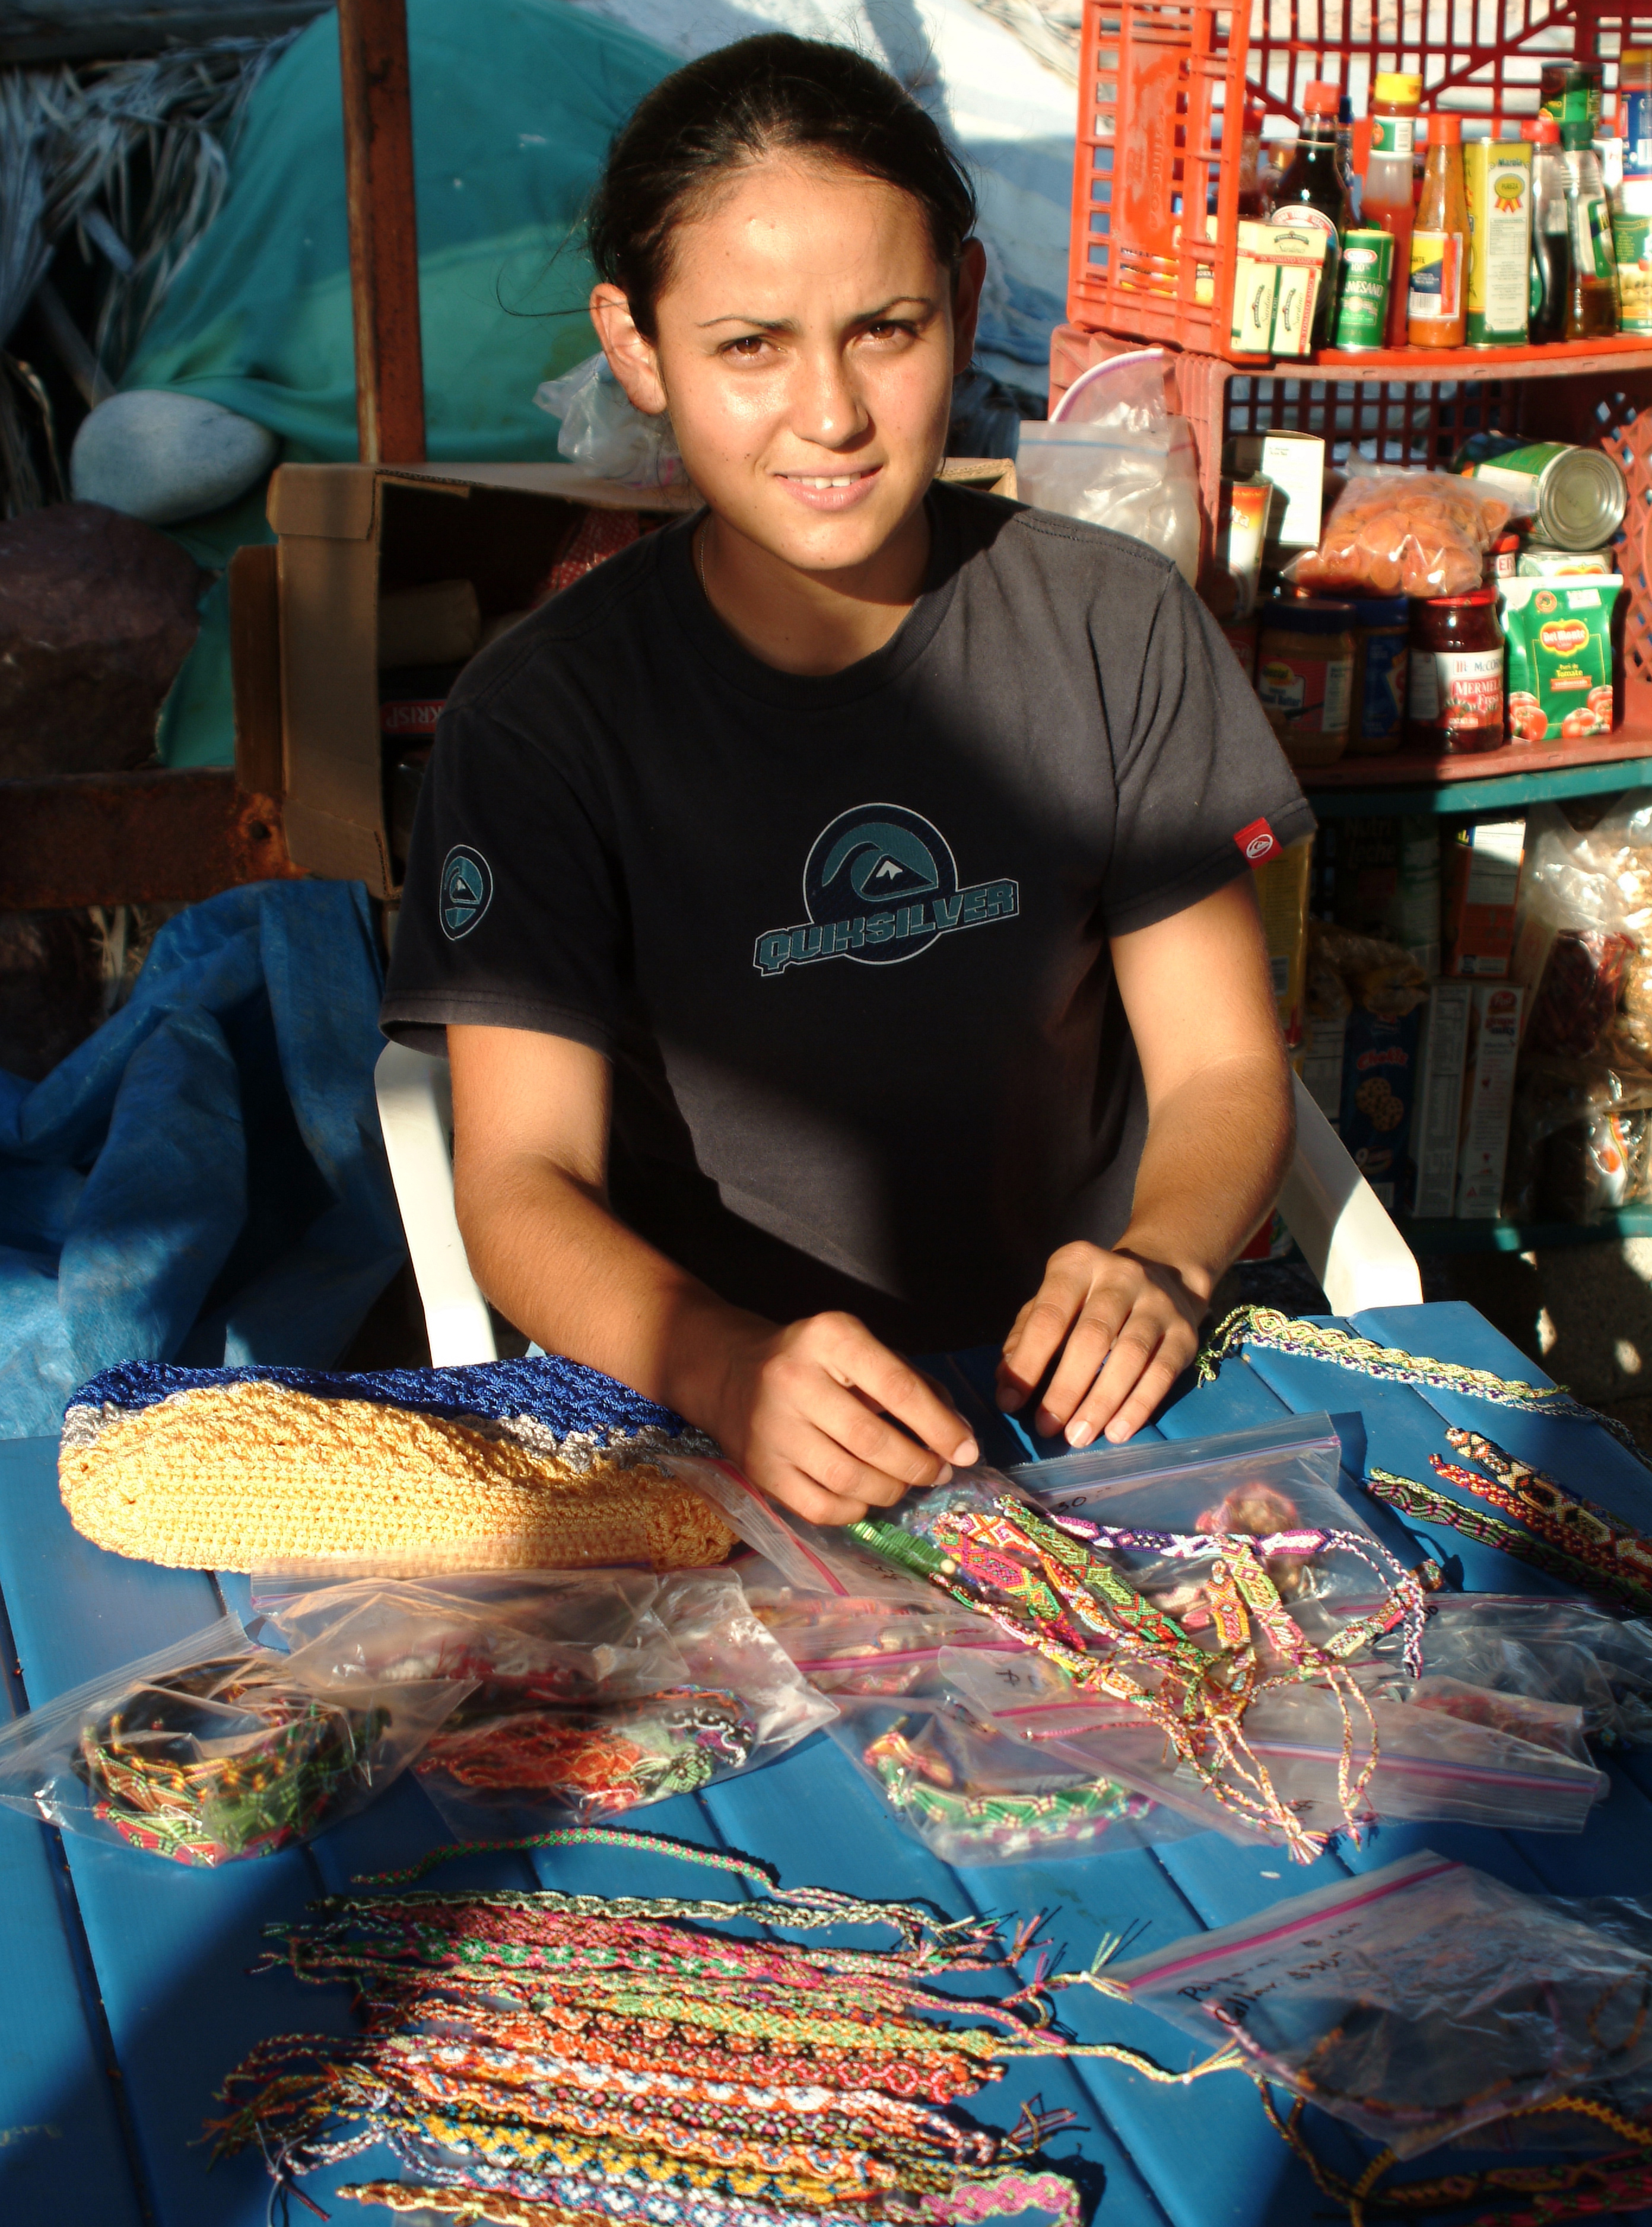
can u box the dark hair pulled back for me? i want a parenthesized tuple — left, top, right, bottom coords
(587, 34, 978, 339)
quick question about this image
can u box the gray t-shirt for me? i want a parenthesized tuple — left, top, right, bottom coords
(383, 484, 1313, 1351)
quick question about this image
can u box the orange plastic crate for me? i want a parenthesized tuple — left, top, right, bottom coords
(1070, 0, 1652, 358)
(1049, 322, 1652, 744)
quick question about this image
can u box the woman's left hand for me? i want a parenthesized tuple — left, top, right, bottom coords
(995, 1243, 1205, 1448)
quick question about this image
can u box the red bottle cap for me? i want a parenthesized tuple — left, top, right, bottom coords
(1429, 112, 1463, 144)
(1244, 106, 1265, 132)
(1303, 81, 1340, 115)
(1532, 115, 1561, 144)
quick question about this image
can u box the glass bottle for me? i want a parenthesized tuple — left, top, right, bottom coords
(1337, 92, 1358, 208)
(1235, 106, 1268, 220)
(1408, 113, 1468, 347)
(1562, 117, 1620, 336)
(1270, 81, 1353, 347)
(1530, 115, 1570, 341)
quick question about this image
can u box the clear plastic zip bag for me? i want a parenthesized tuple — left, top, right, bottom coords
(1361, 1593, 1652, 1748)
(402, 1569, 835, 1834)
(827, 1692, 1195, 1867)
(1102, 1850, 1652, 2158)
(946, 1648, 1607, 1840)
(754, 1597, 1008, 1698)
(0, 1614, 469, 1865)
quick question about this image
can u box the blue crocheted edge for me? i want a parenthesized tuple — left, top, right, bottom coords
(65, 1355, 693, 1447)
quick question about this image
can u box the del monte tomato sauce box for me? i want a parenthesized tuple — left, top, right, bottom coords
(1498, 576, 1622, 744)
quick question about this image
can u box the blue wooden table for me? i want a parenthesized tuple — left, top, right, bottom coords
(4, 1300, 1652, 2227)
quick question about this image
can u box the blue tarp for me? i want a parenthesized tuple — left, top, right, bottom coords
(0, 881, 404, 1440)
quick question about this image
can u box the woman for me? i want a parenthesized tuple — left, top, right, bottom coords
(382, 34, 1313, 1526)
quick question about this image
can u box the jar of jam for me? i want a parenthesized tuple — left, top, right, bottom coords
(1408, 589, 1505, 753)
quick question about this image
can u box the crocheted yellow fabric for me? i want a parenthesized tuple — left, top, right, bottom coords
(59, 1380, 735, 1573)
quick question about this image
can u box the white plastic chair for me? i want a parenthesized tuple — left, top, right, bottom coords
(374, 1044, 1422, 1370)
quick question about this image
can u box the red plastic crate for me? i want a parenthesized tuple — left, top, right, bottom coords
(1049, 322, 1652, 744)
(1069, 0, 1652, 357)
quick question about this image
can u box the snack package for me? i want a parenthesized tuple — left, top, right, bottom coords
(1499, 576, 1622, 744)
(951, 1648, 1606, 1840)
(1290, 467, 1515, 599)
(827, 1694, 1193, 1866)
(399, 1570, 835, 1835)
(1104, 1851, 1652, 2156)
(1502, 1049, 1652, 1221)
(0, 1615, 469, 1865)
(1511, 803, 1640, 1059)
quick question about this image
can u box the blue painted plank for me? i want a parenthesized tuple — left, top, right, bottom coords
(1354, 1301, 1652, 1530)
(0, 1448, 145, 2227)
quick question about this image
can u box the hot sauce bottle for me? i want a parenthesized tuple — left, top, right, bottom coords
(1364, 70, 1421, 346)
(1409, 113, 1469, 347)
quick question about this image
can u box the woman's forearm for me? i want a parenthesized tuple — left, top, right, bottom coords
(455, 1148, 762, 1434)
(1114, 1048, 1295, 1299)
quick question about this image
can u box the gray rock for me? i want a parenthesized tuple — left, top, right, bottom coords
(70, 389, 278, 525)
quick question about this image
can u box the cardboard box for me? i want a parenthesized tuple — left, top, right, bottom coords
(1230, 222, 1327, 358)
(263, 458, 1015, 897)
(1299, 1015, 1346, 1126)
(1456, 982, 1524, 1215)
(1339, 1003, 1424, 1208)
(1227, 428, 1325, 551)
(1253, 834, 1313, 1045)
(1443, 816, 1526, 979)
(1409, 979, 1473, 1216)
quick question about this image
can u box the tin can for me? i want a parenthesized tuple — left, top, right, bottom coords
(1622, 52, 1651, 176)
(1345, 595, 1409, 754)
(1516, 542, 1614, 577)
(1455, 433, 1628, 552)
(1613, 210, 1652, 333)
(1540, 61, 1603, 131)
(1465, 141, 1531, 345)
(1332, 229, 1393, 350)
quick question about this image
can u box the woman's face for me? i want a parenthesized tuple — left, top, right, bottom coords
(593, 154, 982, 578)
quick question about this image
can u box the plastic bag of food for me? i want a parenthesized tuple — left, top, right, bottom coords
(0, 1614, 469, 1865)
(1103, 1850, 1652, 2156)
(1289, 466, 1514, 599)
(411, 1570, 834, 1834)
(1307, 920, 1430, 1018)
(533, 350, 688, 490)
(1510, 804, 1639, 1060)
(827, 1692, 1193, 1866)
(949, 1645, 1606, 1840)
(1502, 1048, 1652, 1221)
(1016, 353, 1201, 587)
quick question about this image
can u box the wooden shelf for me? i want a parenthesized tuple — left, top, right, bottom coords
(1227, 336, 1652, 381)
(1400, 1209, 1652, 1253)
(1302, 732, 1652, 817)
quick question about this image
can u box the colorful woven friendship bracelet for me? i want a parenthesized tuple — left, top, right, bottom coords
(1196, 1305, 1644, 1457)
(849, 1489, 1423, 1859)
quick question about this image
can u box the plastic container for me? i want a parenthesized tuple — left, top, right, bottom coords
(1563, 121, 1621, 338)
(1256, 599, 1356, 764)
(1408, 587, 1505, 752)
(1364, 71, 1422, 353)
(1409, 115, 1468, 349)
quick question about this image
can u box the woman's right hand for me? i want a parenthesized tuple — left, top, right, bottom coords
(697, 1309, 980, 1527)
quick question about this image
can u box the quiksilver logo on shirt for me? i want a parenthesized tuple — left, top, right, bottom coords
(752, 802, 1018, 977)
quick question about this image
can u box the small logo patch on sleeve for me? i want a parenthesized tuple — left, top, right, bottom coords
(1234, 817, 1281, 867)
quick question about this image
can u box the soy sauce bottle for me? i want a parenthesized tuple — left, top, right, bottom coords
(1530, 115, 1570, 341)
(1269, 81, 1353, 347)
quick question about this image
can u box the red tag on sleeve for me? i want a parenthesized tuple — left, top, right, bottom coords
(1234, 817, 1281, 867)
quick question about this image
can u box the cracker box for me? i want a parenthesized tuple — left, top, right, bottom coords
(1443, 817, 1525, 978)
(1338, 1004, 1424, 1208)
(1456, 983, 1524, 1216)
